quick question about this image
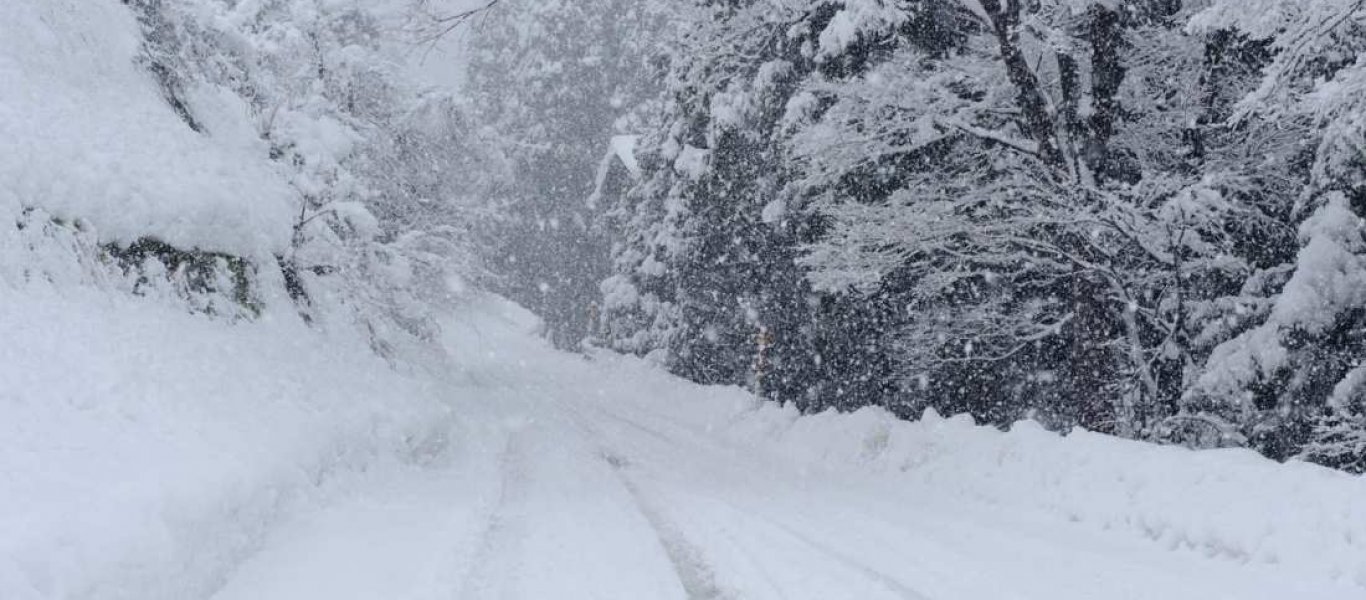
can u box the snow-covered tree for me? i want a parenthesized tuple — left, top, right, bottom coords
(1175, 0, 1366, 458)
(386, 0, 1366, 468)
(606, 1, 803, 401)
(123, 0, 491, 362)
(763, 0, 1319, 442)
(789, 1, 1131, 428)
(464, 0, 663, 349)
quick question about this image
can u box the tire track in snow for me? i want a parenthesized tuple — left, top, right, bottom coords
(744, 510, 930, 600)
(578, 404, 931, 600)
(563, 409, 731, 600)
(599, 448, 733, 600)
(456, 429, 531, 600)
(636, 466, 930, 600)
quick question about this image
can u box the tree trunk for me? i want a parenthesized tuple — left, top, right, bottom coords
(979, 0, 1066, 170)
(1086, 5, 1125, 181)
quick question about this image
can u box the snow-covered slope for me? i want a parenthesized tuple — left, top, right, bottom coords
(0, 0, 293, 257)
(0, 5, 452, 596)
(0, 286, 454, 600)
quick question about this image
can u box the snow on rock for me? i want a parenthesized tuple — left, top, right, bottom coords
(0, 286, 453, 600)
(0, 0, 295, 258)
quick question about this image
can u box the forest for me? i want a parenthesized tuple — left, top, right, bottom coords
(81, 0, 1366, 474)
(460, 0, 1366, 473)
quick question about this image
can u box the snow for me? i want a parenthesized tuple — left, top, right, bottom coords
(203, 300, 1366, 599)
(761, 198, 788, 224)
(717, 405, 1366, 588)
(1269, 192, 1366, 333)
(817, 2, 908, 61)
(1052, 0, 1124, 15)
(10, 287, 1363, 599)
(673, 145, 709, 180)
(5, 2, 1366, 597)
(0, 283, 453, 600)
(609, 135, 641, 177)
(1193, 193, 1366, 404)
(587, 135, 640, 209)
(600, 274, 642, 310)
(1187, 0, 1308, 39)
(0, 0, 295, 258)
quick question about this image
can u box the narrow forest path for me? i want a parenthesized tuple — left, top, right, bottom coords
(207, 309, 1361, 600)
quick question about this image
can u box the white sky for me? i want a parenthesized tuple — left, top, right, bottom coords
(383, 0, 493, 92)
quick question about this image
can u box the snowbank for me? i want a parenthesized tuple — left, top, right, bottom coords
(0, 287, 453, 600)
(0, 4, 451, 596)
(587, 352, 1366, 589)
(744, 408, 1365, 585)
(0, 0, 294, 257)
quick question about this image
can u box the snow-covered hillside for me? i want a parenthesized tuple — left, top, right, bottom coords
(0, 287, 454, 599)
(0, 0, 293, 257)
(0, 2, 455, 596)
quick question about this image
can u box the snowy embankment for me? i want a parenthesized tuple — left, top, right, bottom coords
(0, 1, 450, 598)
(0, 0, 293, 257)
(586, 349, 1366, 589)
(0, 289, 453, 600)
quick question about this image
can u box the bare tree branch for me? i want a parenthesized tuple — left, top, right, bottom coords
(404, 0, 501, 47)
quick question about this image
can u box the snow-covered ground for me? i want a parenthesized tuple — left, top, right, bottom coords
(0, 286, 454, 600)
(8, 291, 1360, 600)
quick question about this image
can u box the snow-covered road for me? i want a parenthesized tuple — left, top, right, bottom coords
(5, 2, 1364, 597)
(5, 294, 1361, 599)
(207, 308, 1363, 600)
